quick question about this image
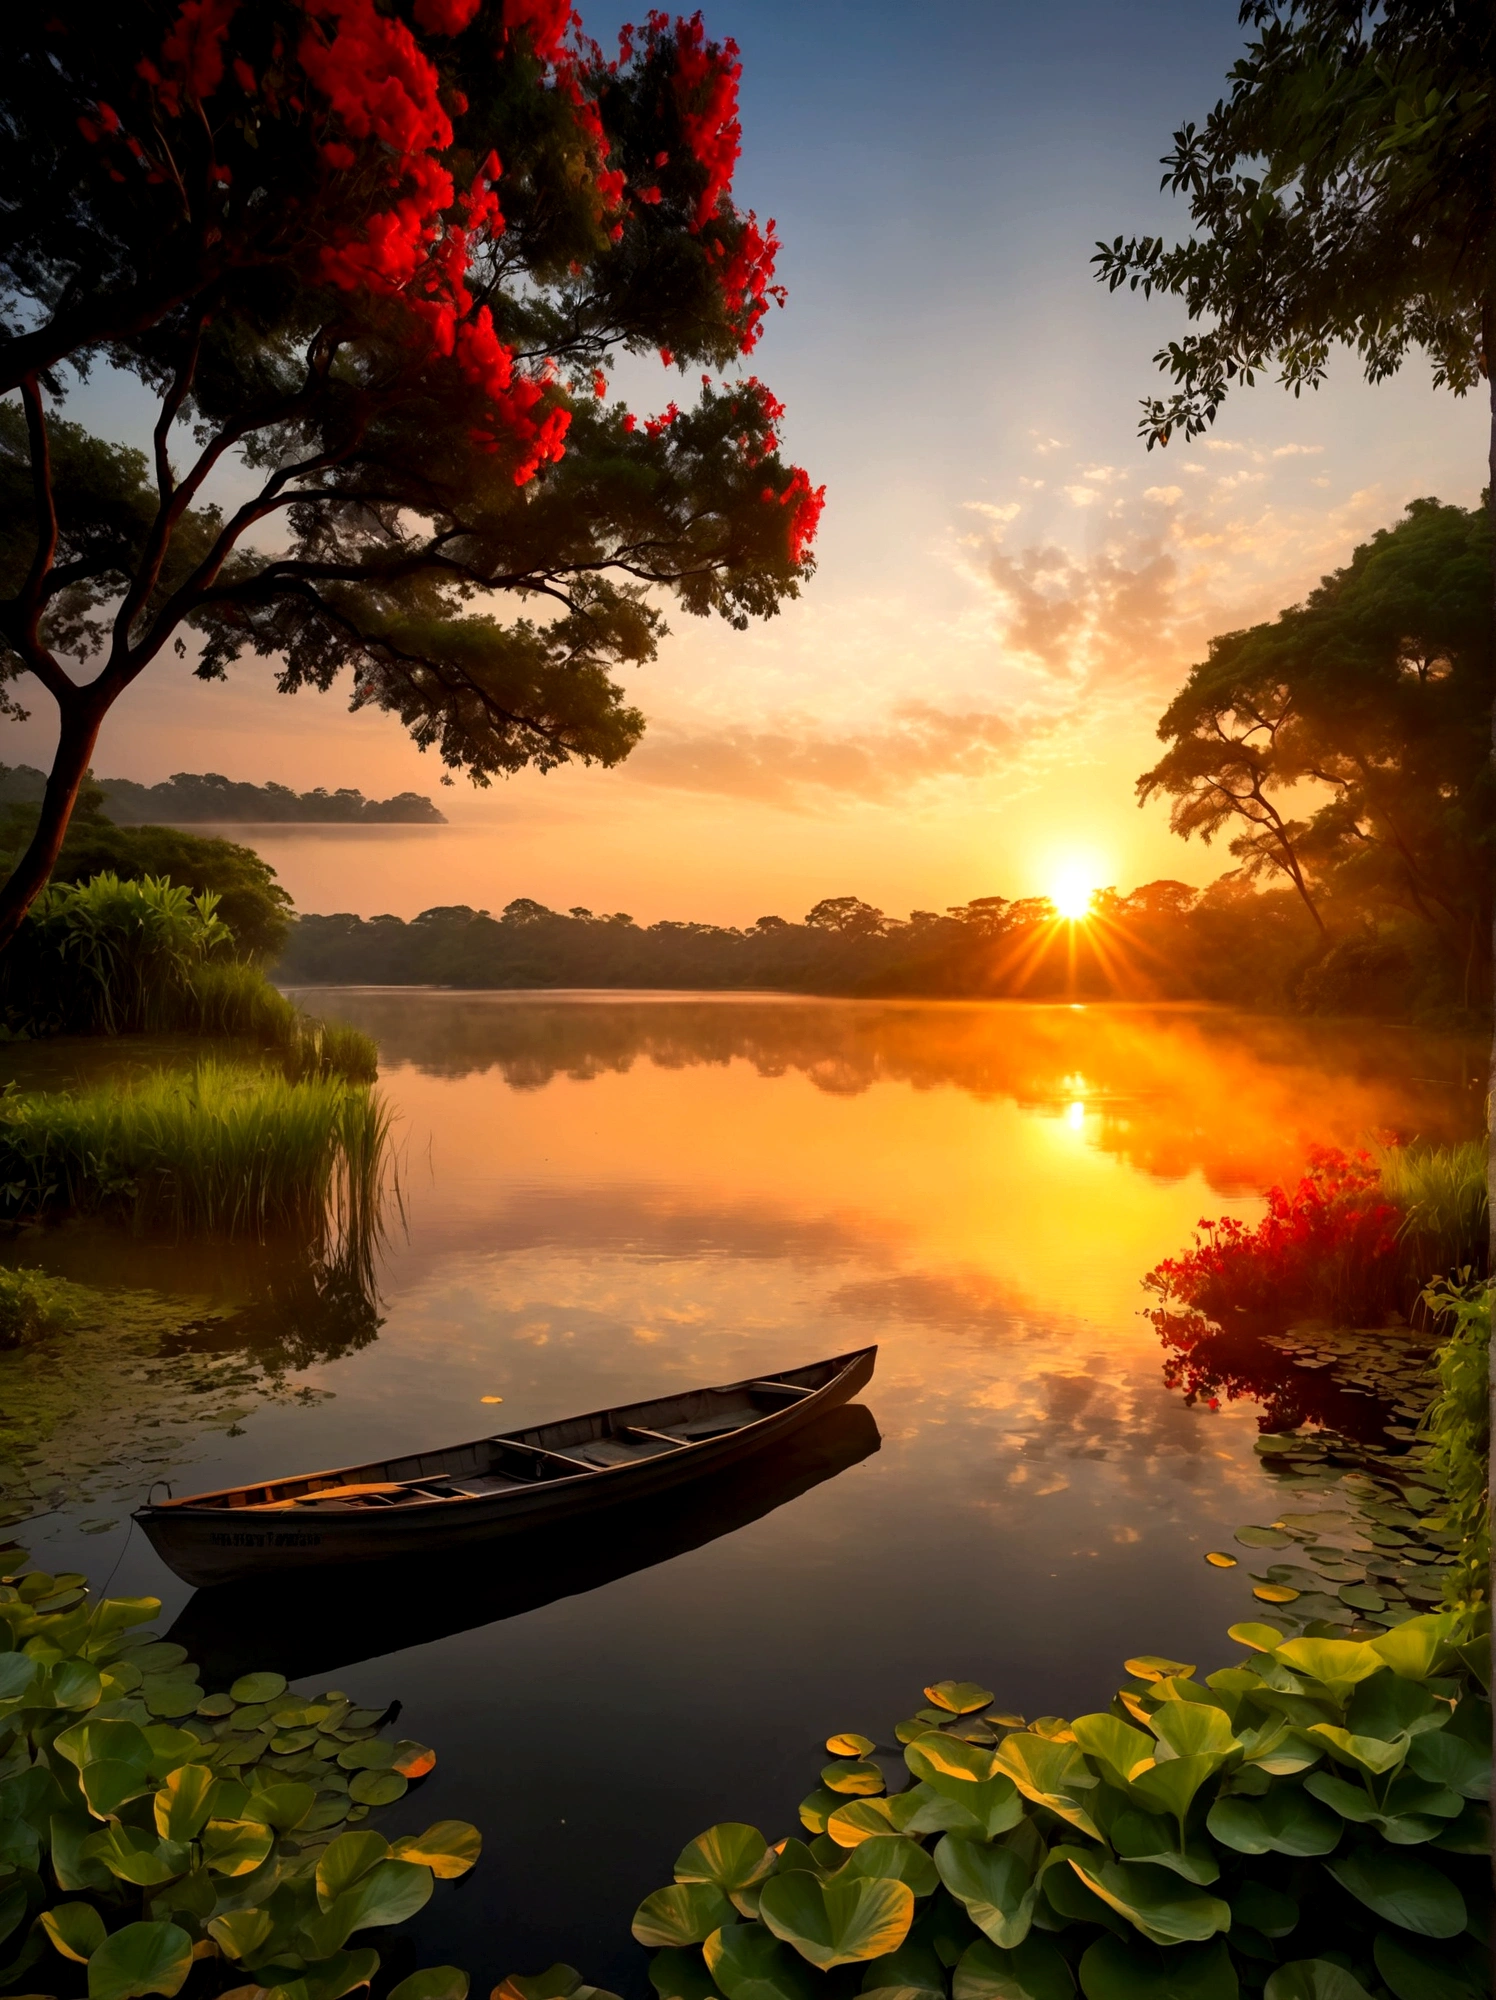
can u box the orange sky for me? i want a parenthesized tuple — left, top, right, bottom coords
(5, 2, 1489, 926)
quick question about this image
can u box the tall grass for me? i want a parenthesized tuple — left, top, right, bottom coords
(1416, 1276, 1490, 1608)
(1375, 1137, 1489, 1291)
(0, 876, 376, 1081)
(0, 1060, 393, 1248)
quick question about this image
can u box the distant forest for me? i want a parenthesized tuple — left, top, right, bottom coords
(0, 766, 445, 825)
(275, 880, 1451, 1018)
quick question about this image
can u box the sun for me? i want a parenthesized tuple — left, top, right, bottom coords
(1051, 871, 1096, 922)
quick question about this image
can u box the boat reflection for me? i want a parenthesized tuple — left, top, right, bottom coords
(165, 1401, 881, 1684)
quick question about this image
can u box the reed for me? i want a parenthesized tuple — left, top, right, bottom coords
(0, 1060, 393, 1246)
(1376, 1136, 1489, 1287)
(0, 875, 377, 1082)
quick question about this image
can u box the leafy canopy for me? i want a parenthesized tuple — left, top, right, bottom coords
(1093, 0, 1495, 446)
(0, 0, 822, 930)
(1136, 498, 1491, 990)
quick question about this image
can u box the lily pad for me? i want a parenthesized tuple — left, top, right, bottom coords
(953, 1936, 1074, 2000)
(823, 1760, 886, 1797)
(838, 1835, 939, 1898)
(1324, 1848, 1466, 1937)
(935, 1836, 1035, 1949)
(1236, 1528, 1294, 1550)
(229, 1671, 286, 1703)
(828, 1734, 876, 1758)
(1075, 1934, 1237, 2000)
(1262, 1966, 1374, 2000)
(1203, 1554, 1237, 1569)
(758, 1871, 916, 1969)
(649, 1947, 723, 2000)
(349, 1768, 408, 1806)
(41, 1901, 108, 1964)
(388, 1972, 471, 2000)
(925, 1683, 995, 1716)
(1254, 1586, 1301, 1605)
(705, 1921, 819, 2000)
(85, 1919, 193, 2000)
(633, 1885, 738, 1949)
(389, 1821, 483, 1879)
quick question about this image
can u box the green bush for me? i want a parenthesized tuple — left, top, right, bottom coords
(1418, 1278, 1491, 1612)
(0, 1266, 71, 1351)
(0, 874, 376, 1082)
(0, 1061, 392, 1242)
(0, 1556, 474, 2000)
(1376, 1143, 1489, 1292)
(607, 1614, 1489, 2000)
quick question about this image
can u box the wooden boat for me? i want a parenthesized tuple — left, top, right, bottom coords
(135, 1346, 877, 1586)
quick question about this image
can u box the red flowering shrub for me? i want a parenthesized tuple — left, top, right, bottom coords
(1145, 1146, 1403, 1328)
(0, 0, 823, 943)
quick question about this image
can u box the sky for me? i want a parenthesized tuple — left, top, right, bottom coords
(7, 0, 1489, 925)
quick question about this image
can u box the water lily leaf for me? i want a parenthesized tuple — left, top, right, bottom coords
(1237, 1528, 1293, 1550)
(244, 1783, 316, 1831)
(925, 1685, 994, 1717)
(1065, 1855, 1230, 1947)
(1124, 1659, 1195, 1685)
(302, 1857, 434, 1958)
(828, 1801, 905, 1849)
(1228, 1624, 1290, 1655)
(838, 1835, 938, 1898)
(55, 1717, 151, 1773)
(86, 1920, 193, 2000)
(1254, 1587, 1299, 1605)
(1368, 1617, 1463, 1682)
(859, 1939, 947, 1997)
(141, 1677, 204, 1720)
(41, 1902, 107, 1964)
(993, 1737, 1099, 1842)
(1262, 1965, 1373, 2000)
(54, 1660, 103, 1709)
(1373, 1929, 1485, 2000)
(207, 1910, 275, 1961)
(798, 1789, 841, 1837)
(141, 1726, 200, 1778)
(758, 1871, 915, 1969)
(0, 1654, 37, 1705)
(1148, 1703, 1237, 1761)
(51, 1809, 113, 1892)
(230, 1673, 287, 1703)
(649, 1946, 721, 2000)
(391, 1740, 436, 1779)
(1069, 1717, 1155, 1788)
(935, 1837, 1035, 1949)
(896, 1719, 943, 1747)
(349, 1770, 407, 1807)
(153, 1765, 216, 1842)
(634, 1887, 738, 1949)
(1306, 1725, 1407, 1778)
(1130, 1757, 1228, 1830)
(1323, 1849, 1465, 1938)
(903, 1777, 1024, 1844)
(1406, 1732, 1489, 1800)
(907, 1737, 999, 1785)
(200, 1818, 274, 1877)
(1075, 1934, 1236, 2000)
(1274, 1639, 1385, 1695)
(953, 1936, 1073, 2000)
(1207, 1785, 1341, 1858)
(705, 1922, 819, 2000)
(823, 1761, 885, 1797)
(388, 1971, 470, 2000)
(316, 1831, 391, 1910)
(1204, 1555, 1237, 1570)
(829, 1735, 876, 1758)
(389, 1821, 482, 1879)
(268, 1943, 382, 2000)
(85, 1823, 188, 1887)
(339, 1740, 396, 1772)
(81, 1758, 154, 1817)
(675, 1827, 774, 1916)
(196, 1693, 236, 1718)
(494, 1967, 596, 2000)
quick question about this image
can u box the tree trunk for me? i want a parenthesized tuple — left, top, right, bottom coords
(0, 695, 106, 952)
(1485, 298, 1495, 1925)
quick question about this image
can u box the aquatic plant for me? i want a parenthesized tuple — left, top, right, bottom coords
(1376, 1143, 1489, 1294)
(0, 1552, 475, 2000)
(0, 1062, 393, 1242)
(1415, 1280, 1491, 1612)
(0, 873, 377, 1083)
(590, 1612, 1489, 2000)
(1145, 1147, 1404, 1329)
(0, 1264, 72, 1351)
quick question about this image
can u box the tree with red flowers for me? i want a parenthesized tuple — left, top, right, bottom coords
(0, 0, 823, 946)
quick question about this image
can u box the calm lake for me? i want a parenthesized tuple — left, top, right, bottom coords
(3, 995, 1483, 1993)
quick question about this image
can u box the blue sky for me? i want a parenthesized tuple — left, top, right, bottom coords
(9, 0, 1487, 923)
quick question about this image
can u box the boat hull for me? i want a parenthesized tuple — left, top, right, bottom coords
(136, 1347, 875, 1585)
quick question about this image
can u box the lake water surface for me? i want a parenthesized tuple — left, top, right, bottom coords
(3, 996, 1482, 1992)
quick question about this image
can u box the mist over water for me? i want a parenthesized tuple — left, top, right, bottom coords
(8, 995, 1481, 1992)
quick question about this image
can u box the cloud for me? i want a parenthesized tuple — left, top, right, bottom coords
(1272, 443, 1324, 458)
(625, 701, 1028, 809)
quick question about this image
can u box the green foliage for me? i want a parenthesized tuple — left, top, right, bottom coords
(578, 1611, 1491, 2000)
(0, 1558, 477, 1999)
(1094, 2, 1493, 443)
(1416, 1280, 1491, 1611)
(0, 1264, 72, 1352)
(0, 766, 445, 831)
(0, 1060, 391, 1241)
(1376, 1144, 1489, 1291)
(1135, 499, 1492, 1009)
(45, 824, 295, 965)
(0, 870, 374, 1080)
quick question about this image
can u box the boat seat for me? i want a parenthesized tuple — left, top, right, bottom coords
(747, 1379, 812, 1399)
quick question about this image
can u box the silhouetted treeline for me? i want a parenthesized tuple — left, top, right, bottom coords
(0, 765, 445, 824)
(274, 877, 1437, 1013)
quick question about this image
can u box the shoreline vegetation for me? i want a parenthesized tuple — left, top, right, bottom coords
(274, 884, 1474, 1024)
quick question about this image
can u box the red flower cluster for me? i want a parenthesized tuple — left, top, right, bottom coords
(769, 465, 825, 568)
(1144, 1146, 1402, 1327)
(501, 0, 572, 64)
(667, 10, 740, 229)
(642, 401, 680, 437)
(413, 0, 483, 34)
(141, 0, 237, 112)
(709, 212, 784, 352)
